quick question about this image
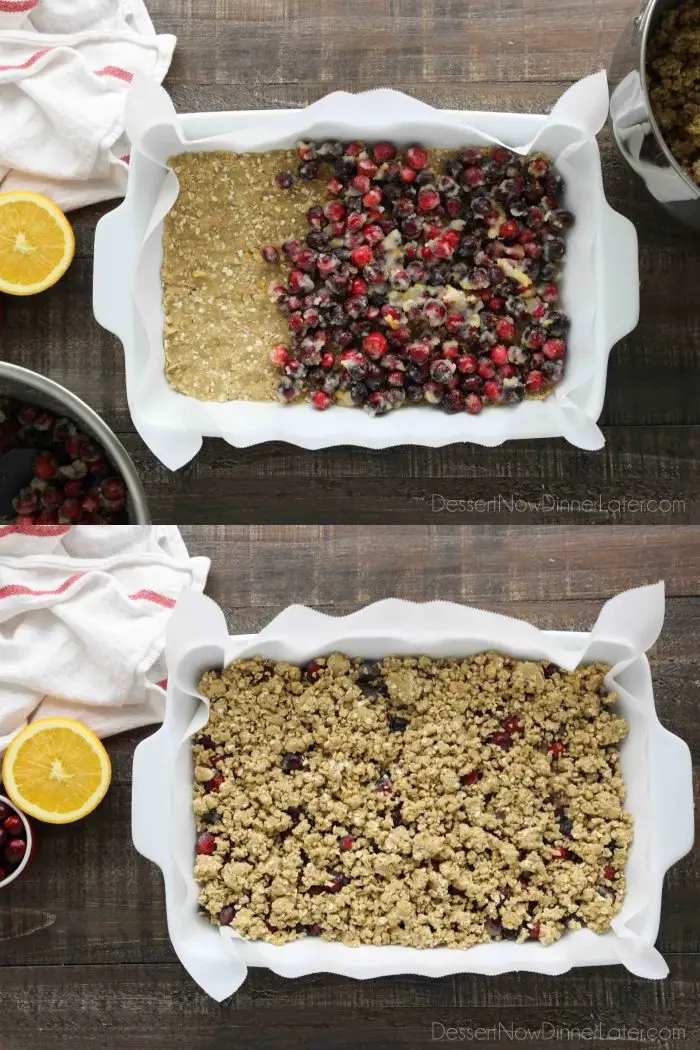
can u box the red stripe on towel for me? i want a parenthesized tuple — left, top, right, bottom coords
(120, 154, 131, 164)
(94, 65, 133, 83)
(0, 46, 51, 72)
(156, 678, 168, 690)
(128, 589, 176, 609)
(0, 524, 71, 539)
(0, 0, 41, 12)
(0, 572, 84, 601)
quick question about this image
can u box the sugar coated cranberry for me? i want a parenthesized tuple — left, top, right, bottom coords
(490, 344, 509, 366)
(195, 832, 216, 855)
(274, 171, 294, 189)
(405, 145, 429, 170)
(269, 344, 290, 366)
(311, 390, 332, 411)
(417, 186, 440, 211)
(260, 244, 279, 263)
(373, 142, 397, 164)
(351, 245, 373, 268)
(543, 338, 566, 360)
(495, 318, 516, 343)
(483, 380, 502, 402)
(363, 332, 387, 360)
(525, 370, 543, 392)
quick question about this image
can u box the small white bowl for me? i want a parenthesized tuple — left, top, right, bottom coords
(0, 794, 34, 890)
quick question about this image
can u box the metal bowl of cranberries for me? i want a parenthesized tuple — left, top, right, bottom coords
(0, 795, 35, 890)
(0, 363, 150, 525)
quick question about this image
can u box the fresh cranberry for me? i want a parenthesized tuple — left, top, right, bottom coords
(550, 741, 565, 756)
(483, 380, 502, 402)
(0, 804, 9, 824)
(556, 847, 570, 860)
(327, 176, 343, 195)
(604, 866, 616, 880)
(490, 344, 509, 366)
(260, 245, 279, 263)
(219, 905, 236, 925)
(339, 835, 354, 851)
(328, 873, 351, 893)
(274, 171, 294, 189)
(477, 359, 496, 380)
(362, 188, 382, 208)
(282, 752, 303, 774)
(32, 453, 57, 480)
(3, 814, 22, 836)
(195, 832, 216, 855)
(4, 839, 26, 865)
(206, 773, 225, 792)
(405, 145, 429, 170)
(399, 164, 417, 183)
(499, 220, 519, 240)
(529, 922, 541, 940)
(374, 774, 393, 794)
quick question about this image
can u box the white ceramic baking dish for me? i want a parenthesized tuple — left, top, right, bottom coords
(131, 588, 693, 1001)
(94, 79, 639, 469)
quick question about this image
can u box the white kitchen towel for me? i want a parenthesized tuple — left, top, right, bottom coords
(0, 524, 210, 753)
(0, 0, 176, 210)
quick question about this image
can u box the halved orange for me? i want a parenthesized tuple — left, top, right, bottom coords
(2, 717, 111, 824)
(0, 191, 75, 296)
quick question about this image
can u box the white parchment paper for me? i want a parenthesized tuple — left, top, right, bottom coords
(117, 72, 628, 469)
(143, 581, 690, 1001)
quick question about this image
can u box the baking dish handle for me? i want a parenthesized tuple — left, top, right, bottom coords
(132, 724, 170, 868)
(600, 205, 640, 350)
(93, 201, 134, 342)
(650, 725, 694, 874)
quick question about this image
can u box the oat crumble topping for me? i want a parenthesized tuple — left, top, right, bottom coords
(192, 653, 632, 949)
(648, 0, 700, 186)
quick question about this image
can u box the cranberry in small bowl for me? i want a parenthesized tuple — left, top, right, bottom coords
(0, 794, 34, 890)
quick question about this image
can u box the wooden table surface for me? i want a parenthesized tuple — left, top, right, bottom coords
(1, 525, 698, 1050)
(1, 0, 699, 525)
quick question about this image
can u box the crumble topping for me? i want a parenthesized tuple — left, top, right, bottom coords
(192, 653, 632, 949)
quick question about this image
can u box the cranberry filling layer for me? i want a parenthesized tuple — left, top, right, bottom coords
(263, 141, 573, 415)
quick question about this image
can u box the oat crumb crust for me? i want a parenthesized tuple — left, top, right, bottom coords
(192, 653, 632, 949)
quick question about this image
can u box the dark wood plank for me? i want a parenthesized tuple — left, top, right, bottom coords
(1, 957, 698, 1049)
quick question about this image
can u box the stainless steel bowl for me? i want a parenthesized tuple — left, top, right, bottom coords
(0, 362, 150, 524)
(610, 0, 700, 230)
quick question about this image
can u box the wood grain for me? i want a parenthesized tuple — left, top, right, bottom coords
(1, 525, 698, 1050)
(1, 0, 698, 523)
